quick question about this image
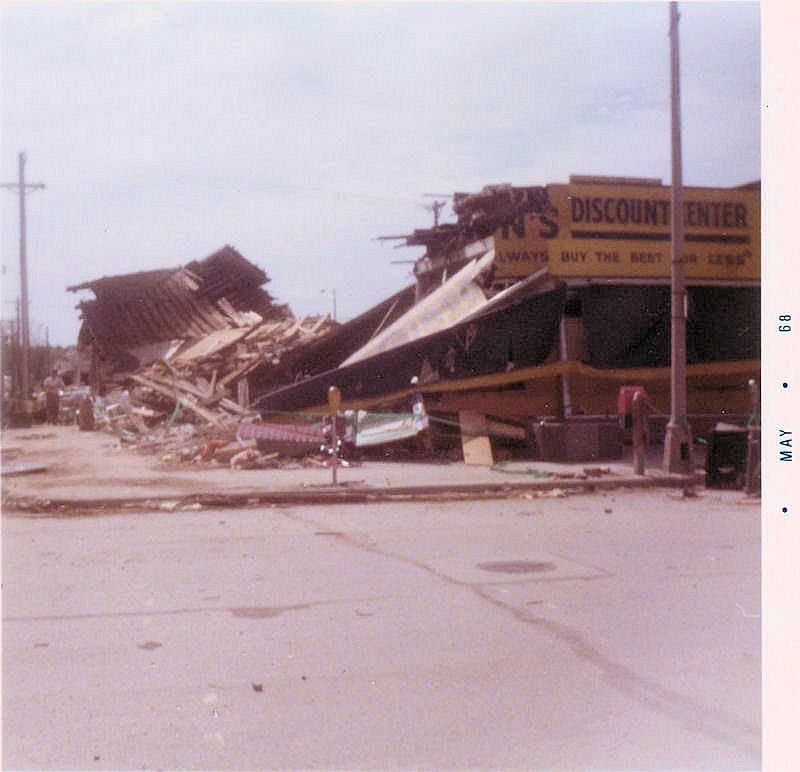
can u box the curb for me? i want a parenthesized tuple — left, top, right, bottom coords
(3, 472, 703, 515)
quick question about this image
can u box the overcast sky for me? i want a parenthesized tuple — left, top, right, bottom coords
(1, 1, 763, 345)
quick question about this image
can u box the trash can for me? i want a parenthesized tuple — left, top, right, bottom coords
(706, 423, 748, 488)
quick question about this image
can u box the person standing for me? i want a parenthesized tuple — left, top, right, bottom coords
(43, 369, 65, 425)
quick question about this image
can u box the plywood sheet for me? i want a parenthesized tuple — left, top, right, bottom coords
(459, 410, 493, 466)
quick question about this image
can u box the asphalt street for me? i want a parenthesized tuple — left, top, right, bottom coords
(3, 488, 760, 770)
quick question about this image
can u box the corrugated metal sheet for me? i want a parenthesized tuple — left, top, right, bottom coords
(253, 283, 567, 414)
(341, 251, 495, 366)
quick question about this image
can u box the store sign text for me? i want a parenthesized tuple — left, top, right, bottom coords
(494, 183, 760, 280)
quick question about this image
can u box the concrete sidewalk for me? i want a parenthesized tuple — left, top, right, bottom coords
(2, 424, 705, 514)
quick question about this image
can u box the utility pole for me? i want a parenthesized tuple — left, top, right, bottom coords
(663, 2, 691, 475)
(321, 288, 337, 321)
(430, 200, 446, 227)
(15, 298, 21, 396)
(1, 152, 46, 399)
(423, 194, 450, 227)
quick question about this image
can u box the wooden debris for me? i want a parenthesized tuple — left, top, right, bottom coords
(120, 313, 338, 431)
(131, 374, 228, 429)
(81, 301, 341, 472)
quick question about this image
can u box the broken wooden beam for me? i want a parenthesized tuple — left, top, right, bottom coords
(131, 374, 227, 429)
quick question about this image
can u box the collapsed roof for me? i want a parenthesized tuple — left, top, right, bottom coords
(65, 245, 342, 426)
(245, 282, 418, 397)
(252, 253, 567, 415)
(68, 245, 285, 356)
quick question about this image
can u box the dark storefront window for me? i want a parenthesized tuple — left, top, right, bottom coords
(578, 285, 760, 369)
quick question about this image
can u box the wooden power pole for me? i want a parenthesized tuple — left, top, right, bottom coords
(1, 152, 46, 398)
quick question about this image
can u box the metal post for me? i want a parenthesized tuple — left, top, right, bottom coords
(321, 289, 337, 321)
(663, 2, 692, 474)
(745, 378, 760, 494)
(632, 391, 649, 475)
(328, 386, 341, 485)
(330, 416, 339, 485)
(558, 316, 572, 418)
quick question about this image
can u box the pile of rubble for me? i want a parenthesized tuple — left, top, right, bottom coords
(69, 244, 339, 423)
(72, 313, 342, 468)
(126, 313, 339, 429)
(85, 389, 338, 471)
(58, 244, 435, 468)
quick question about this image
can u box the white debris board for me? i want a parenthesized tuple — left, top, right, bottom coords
(459, 410, 494, 466)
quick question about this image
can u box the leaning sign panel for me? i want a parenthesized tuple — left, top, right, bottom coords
(494, 182, 760, 281)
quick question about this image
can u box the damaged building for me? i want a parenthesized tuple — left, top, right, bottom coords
(249, 175, 760, 464)
(69, 245, 286, 376)
(66, 175, 760, 466)
(67, 245, 338, 428)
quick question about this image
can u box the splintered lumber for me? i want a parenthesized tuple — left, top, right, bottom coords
(128, 410, 150, 435)
(486, 418, 526, 440)
(141, 371, 222, 405)
(160, 357, 182, 379)
(220, 397, 252, 415)
(113, 307, 339, 439)
(131, 374, 227, 429)
(130, 405, 160, 419)
(309, 315, 331, 334)
(217, 353, 263, 389)
(172, 327, 253, 364)
(213, 439, 257, 462)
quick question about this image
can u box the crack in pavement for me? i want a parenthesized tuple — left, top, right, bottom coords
(279, 508, 760, 761)
(2, 594, 392, 624)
